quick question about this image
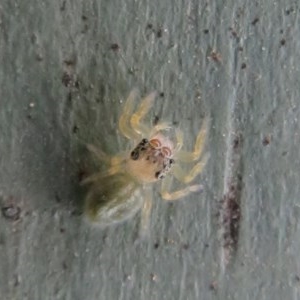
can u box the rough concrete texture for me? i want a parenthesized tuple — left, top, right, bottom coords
(0, 0, 300, 299)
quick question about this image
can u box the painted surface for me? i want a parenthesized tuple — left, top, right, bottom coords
(0, 0, 299, 299)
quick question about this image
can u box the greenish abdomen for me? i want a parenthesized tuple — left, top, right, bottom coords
(84, 173, 143, 226)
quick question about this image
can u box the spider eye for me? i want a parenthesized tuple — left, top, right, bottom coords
(155, 171, 165, 179)
(149, 139, 161, 149)
(130, 150, 139, 160)
(161, 147, 172, 157)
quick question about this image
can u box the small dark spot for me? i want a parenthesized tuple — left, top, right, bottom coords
(262, 135, 271, 146)
(182, 243, 189, 250)
(285, 8, 294, 15)
(141, 138, 148, 145)
(140, 147, 146, 151)
(170, 159, 174, 164)
(82, 15, 88, 21)
(146, 23, 153, 30)
(156, 28, 163, 38)
(74, 80, 80, 89)
(204, 243, 209, 248)
(70, 208, 81, 217)
(131, 150, 139, 160)
(60, 0, 66, 11)
(295, 275, 300, 282)
(110, 43, 120, 51)
(209, 281, 218, 291)
(154, 242, 159, 249)
(2, 205, 21, 221)
(282, 151, 288, 156)
(62, 262, 68, 270)
(63, 59, 76, 67)
(251, 17, 259, 26)
(233, 134, 243, 150)
(229, 27, 238, 38)
(62, 72, 72, 87)
(55, 193, 62, 203)
(146, 156, 150, 161)
(13, 274, 20, 287)
(203, 29, 209, 34)
(280, 39, 286, 46)
(60, 228, 65, 233)
(78, 169, 88, 183)
(153, 115, 160, 125)
(152, 159, 157, 164)
(159, 92, 165, 97)
(72, 125, 79, 133)
(155, 171, 160, 179)
(241, 63, 247, 69)
(36, 53, 43, 61)
(238, 46, 243, 52)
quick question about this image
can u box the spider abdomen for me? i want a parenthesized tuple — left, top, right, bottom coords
(84, 173, 143, 226)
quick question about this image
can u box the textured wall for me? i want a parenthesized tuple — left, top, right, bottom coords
(1, 0, 300, 299)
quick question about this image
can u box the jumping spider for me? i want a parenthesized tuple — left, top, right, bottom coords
(83, 90, 209, 232)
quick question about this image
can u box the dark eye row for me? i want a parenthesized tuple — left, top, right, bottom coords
(130, 139, 149, 160)
(155, 158, 174, 179)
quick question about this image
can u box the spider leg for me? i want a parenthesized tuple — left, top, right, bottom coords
(174, 128, 184, 152)
(130, 92, 156, 137)
(149, 121, 171, 137)
(175, 118, 208, 162)
(172, 154, 209, 183)
(87, 144, 126, 166)
(119, 89, 141, 140)
(81, 164, 122, 185)
(160, 176, 203, 201)
(140, 187, 153, 236)
(84, 144, 127, 185)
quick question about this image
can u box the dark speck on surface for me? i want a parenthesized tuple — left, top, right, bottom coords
(251, 17, 259, 25)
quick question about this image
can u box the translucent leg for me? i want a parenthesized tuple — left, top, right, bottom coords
(172, 154, 209, 183)
(119, 89, 140, 140)
(130, 92, 156, 137)
(83, 144, 126, 185)
(175, 118, 208, 162)
(87, 144, 126, 166)
(149, 122, 171, 137)
(81, 165, 122, 185)
(140, 187, 152, 236)
(174, 128, 184, 152)
(160, 176, 203, 201)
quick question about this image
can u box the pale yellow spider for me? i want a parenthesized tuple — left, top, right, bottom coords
(83, 90, 209, 232)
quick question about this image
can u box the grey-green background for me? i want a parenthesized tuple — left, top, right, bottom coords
(1, 0, 300, 299)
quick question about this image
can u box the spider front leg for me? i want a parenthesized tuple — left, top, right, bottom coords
(175, 118, 208, 162)
(119, 90, 157, 140)
(172, 153, 209, 184)
(160, 175, 203, 201)
(119, 89, 140, 140)
(129, 92, 156, 137)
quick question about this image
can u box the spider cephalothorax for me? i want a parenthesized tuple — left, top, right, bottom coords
(127, 135, 174, 182)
